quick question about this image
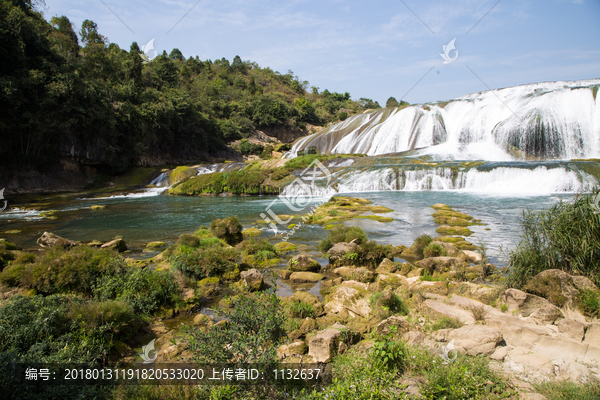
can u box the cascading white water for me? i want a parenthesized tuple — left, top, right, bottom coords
(287, 79, 600, 161)
(282, 163, 598, 197)
(149, 172, 169, 187)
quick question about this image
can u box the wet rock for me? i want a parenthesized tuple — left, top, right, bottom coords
(192, 313, 214, 326)
(432, 241, 460, 257)
(278, 270, 292, 279)
(146, 241, 166, 249)
(407, 268, 425, 278)
(299, 318, 318, 334)
(101, 238, 127, 252)
(289, 254, 321, 272)
(37, 232, 77, 249)
(289, 271, 325, 283)
(290, 291, 320, 305)
(240, 268, 263, 291)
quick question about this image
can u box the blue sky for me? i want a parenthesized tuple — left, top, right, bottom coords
(42, 0, 600, 105)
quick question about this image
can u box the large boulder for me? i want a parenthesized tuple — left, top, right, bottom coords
(327, 241, 359, 267)
(289, 255, 321, 272)
(240, 268, 263, 291)
(333, 267, 375, 283)
(502, 288, 564, 324)
(101, 238, 127, 252)
(375, 316, 410, 336)
(308, 323, 348, 363)
(447, 325, 504, 356)
(324, 285, 371, 318)
(277, 341, 307, 360)
(37, 232, 77, 249)
(524, 269, 580, 308)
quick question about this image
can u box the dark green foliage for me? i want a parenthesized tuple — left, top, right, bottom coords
(423, 242, 448, 258)
(0, 2, 380, 173)
(93, 268, 180, 315)
(0, 246, 126, 295)
(0, 294, 132, 363)
(237, 139, 263, 155)
(358, 240, 394, 268)
(371, 335, 406, 371)
(385, 97, 399, 108)
(183, 290, 285, 369)
(170, 170, 271, 195)
(238, 238, 276, 257)
(318, 226, 368, 252)
(506, 188, 600, 288)
(370, 292, 409, 317)
(210, 216, 243, 245)
(413, 234, 433, 259)
(170, 243, 238, 281)
(580, 289, 600, 318)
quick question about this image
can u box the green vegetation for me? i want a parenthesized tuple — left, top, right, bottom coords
(423, 242, 448, 258)
(535, 379, 600, 400)
(169, 236, 238, 280)
(319, 225, 393, 268)
(318, 226, 368, 252)
(431, 315, 464, 331)
(183, 289, 285, 369)
(210, 216, 243, 245)
(506, 188, 600, 288)
(413, 234, 433, 259)
(0, 0, 383, 174)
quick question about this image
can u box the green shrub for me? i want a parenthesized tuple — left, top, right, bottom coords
(318, 226, 368, 253)
(210, 216, 243, 245)
(254, 250, 277, 262)
(423, 242, 448, 258)
(338, 111, 348, 121)
(238, 238, 276, 257)
(286, 301, 315, 319)
(0, 295, 119, 363)
(176, 233, 202, 248)
(238, 139, 263, 155)
(580, 289, 600, 318)
(535, 379, 600, 400)
(413, 234, 432, 258)
(370, 292, 409, 316)
(183, 290, 285, 369)
(420, 351, 516, 399)
(170, 245, 239, 280)
(0, 246, 126, 296)
(370, 336, 406, 371)
(507, 188, 600, 288)
(358, 240, 394, 268)
(93, 268, 180, 315)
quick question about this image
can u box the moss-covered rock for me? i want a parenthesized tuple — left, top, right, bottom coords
(242, 228, 262, 237)
(89, 205, 105, 210)
(146, 241, 167, 249)
(435, 225, 474, 236)
(274, 241, 297, 253)
(289, 272, 325, 283)
(289, 255, 321, 272)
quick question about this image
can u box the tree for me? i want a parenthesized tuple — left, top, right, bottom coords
(79, 19, 106, 46)
(169, 48, 184, 61)
(231, 55, 246, 73)
(49, 15, 79, 57)
(359, 97, 381, 109)
(386, 96, 399, 108)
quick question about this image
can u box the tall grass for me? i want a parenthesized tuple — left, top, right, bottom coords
(506, 188, 600, 288)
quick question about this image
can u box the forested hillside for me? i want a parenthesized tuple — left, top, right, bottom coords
(0, 0, 383, 174)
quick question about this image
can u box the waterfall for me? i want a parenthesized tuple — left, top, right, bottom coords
(287, 79, 600, 161)
(149, 172, 169, 187)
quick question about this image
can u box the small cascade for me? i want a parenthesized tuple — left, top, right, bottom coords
(197, 165, 219, 175)
(149, 172, 169, 187)
(311, 162, 599, 196)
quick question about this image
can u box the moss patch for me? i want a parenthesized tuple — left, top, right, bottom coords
(242, 228, 262, 237)
(304, 196, 394, 225)
(436, 225, 474, 236)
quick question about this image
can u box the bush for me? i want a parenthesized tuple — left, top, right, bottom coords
(0, 295, 121, 363)
(370, 292, 409, 317)
(170, 245, 239, 281)
(238, 139, 263, 155)
(238, 239, 277, 257)
(318, 226, 368, 253)
(413, 234, 432, 259)
(286, 301, 315, 319)
(507, 188, 600, 288)
(370, 336, 406, 371)
(423, 242, 448, 258)
(183, 290, 285, 369)
(93, 268, 180, 315)
(259, 144, 273, 160)
(358, 240, 394, 268)
(580, 289, 600, 318)
(0, 246, 126, 296)
(210, 216, 243, 245)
